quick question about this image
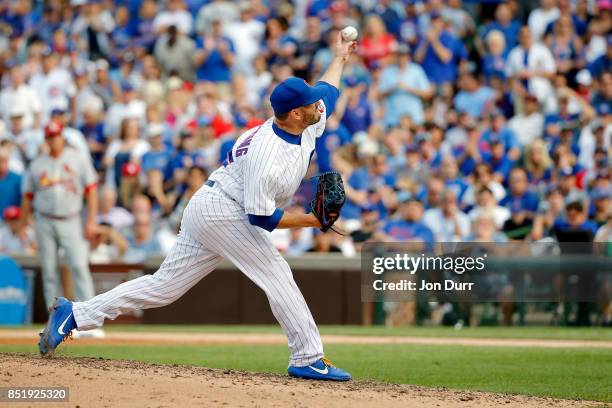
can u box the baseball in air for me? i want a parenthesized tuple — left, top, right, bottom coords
(341, 26, 358, 42)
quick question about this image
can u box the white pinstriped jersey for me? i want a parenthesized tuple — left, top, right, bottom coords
(208, 101, 328, 216)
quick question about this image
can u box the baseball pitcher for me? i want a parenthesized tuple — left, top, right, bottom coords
(39, 33, 357, 381)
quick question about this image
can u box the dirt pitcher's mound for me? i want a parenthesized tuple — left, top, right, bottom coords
(0, 353, 602, 408)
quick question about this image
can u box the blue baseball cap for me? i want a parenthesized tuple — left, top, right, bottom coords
(50, 108, 66, 116)
(270, 77, 327, 115)
(120, 80, 134, 92)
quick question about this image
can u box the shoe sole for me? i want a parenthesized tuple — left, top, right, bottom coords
(288, 373, 351, 381)
(38, 300, 60, 358)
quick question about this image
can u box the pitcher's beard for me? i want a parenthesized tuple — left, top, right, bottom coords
(303, 111, 321, 126)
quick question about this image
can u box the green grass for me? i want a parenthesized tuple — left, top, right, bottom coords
(1, 343, 610, 402)
(4, 324, 611, 341)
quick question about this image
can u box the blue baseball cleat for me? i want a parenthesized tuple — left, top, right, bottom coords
(288, 357, 351, 381)
(39, 297, 76, 357)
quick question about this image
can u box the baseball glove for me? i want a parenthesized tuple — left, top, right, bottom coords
(310, 171, 346, 233)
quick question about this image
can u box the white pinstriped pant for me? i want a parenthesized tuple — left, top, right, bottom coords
(72, 183, 324, 366)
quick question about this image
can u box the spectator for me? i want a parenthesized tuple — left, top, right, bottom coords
(453, 72, 495, 118)
(378, 196, 434, 245)
(588, 35, 612, 79)
(350, 206, 380, 251)
(195, 0, 239, 36)
(419, 175, 445, 210)
(423, 189, 471, 241)
(152, 0, 193, 35)
(79, 100, 107, 171)
(525, 139, 554, 193)
(194, 19, 235, 98)
(439, 155, 468, 203)
(0, 63, 41, 129)
(544, 14, 584, 81)
(166, 128, 205, 190)
(223, 1, 265, 77)
(262, 17, 297, 67)
(104, 81, 147, 139)
(553, 200, 598, 239)
(359, 14, 397, 70)
(557, 167, 588, 205)
(591, 71, 612, 116)
(119, 162, 143, 210)
(245, 55, 273, 107)
(594, 217, 612, 245)
(334, 154, 368, 231)
(168, 166, 207, 232)
(154, 25, 196, 81)
(397, 143, 430, 189)
(590, 189, 611, 227)
(469, 214, 508, 242)
(481, 110, 520, 160)
(96, 187, 134, 231)
(482, 30, 509, 83)
(507, 93, 544, 148)
(70, 1, 115, 60)
(399, 0, 420, 49)
(527, 0, 560, 41)
(480, 3, 520, 53)
(503, 201, 534, 240)
(29, 47, 76, 123)
(307, 230, 342, 253)
(506, 27, 557, 113)
(141, 123, 172, 180)
(123, 212, 162, 263)
(546, 0, 588, 37)
(88, 223, 128, 264)
(4, 103, 38, 165)
(315, 116, 351, 173)
(468, 187, 510, 229)
(134, 0, 159, 53)
(461, 163, 506, 210)
(108, 5, 133, 66)
(442, 0, 474, 40)
(104, 117, 150, 190)
(0, 149, 22, 217)
(532, 186, 567, 240)
(500, 167, 540, 215)
(73, 67, 101, 128)
(91, 59, 113, 109)
(337, 77, 372, 134)
(293, 16, 325, 79)
(378, 44, 433, 127)
(0, 206, 36, 254)
(414, 11, 467, 90)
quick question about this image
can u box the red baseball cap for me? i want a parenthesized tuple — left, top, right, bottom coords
(3, 206, 20, 221)
(246, 118, 265, 129)
(45, 120, 64, 138)
(121, 162, 141, 177)
(211, 115, 234, 138)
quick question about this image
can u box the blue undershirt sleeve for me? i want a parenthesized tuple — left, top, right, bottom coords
(316, 81, 340, 118)
(247, 208, 285, 232)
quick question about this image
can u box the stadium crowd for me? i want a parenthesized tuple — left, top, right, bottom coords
(0, 0, 610, 262)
